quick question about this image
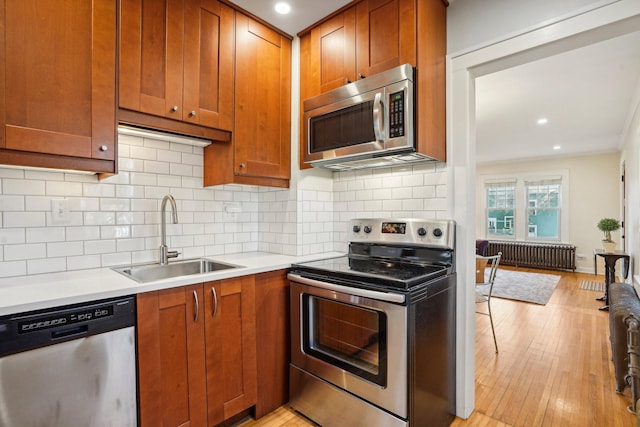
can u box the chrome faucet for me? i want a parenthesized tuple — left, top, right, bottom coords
(159, 194, 179, 265)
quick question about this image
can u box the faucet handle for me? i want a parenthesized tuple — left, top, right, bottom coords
(167, 250, 180, 259)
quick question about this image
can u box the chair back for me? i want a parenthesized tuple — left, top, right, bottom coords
(478, 252, 501, 289)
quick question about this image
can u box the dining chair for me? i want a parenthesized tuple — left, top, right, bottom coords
(475, 252, 502, 353)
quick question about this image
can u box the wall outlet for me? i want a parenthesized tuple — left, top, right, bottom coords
(51, 199, 71, 224)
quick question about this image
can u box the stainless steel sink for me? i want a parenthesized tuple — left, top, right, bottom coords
(113, 258, 243, 283)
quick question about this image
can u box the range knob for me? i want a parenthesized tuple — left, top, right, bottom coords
(433, 228, 443, 238)
(364, 225, 372, 234)
(353, 225, 361, 233)
(417, 227, 427, 236)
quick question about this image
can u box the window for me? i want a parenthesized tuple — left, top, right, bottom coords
(481, 173, 566, 242)
(525, 178, 561, 240)
(486, 182, 515, 238)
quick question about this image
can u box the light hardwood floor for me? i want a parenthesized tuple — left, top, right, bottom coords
(239, 267, 636, 427)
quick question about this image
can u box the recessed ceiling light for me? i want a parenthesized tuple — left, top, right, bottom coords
(553, 145, 561, 150)
(274, 2, 291, 14)
(537, 118, 548, 125)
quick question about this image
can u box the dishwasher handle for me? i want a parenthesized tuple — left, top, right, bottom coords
(51, 325, 89, 340)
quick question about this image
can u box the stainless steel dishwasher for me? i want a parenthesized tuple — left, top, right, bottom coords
(0, 295, 137, 427)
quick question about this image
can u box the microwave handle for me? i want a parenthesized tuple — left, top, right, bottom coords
(373, 92, 385, 142)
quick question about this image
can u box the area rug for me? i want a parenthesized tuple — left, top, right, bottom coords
(580, 280, 605, 292)
(476, 268, 561, 305)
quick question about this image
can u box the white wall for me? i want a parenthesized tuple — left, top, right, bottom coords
(620, 90, 640, 290)
(447, 0, 616, 54)
(477, 153, 620, 273)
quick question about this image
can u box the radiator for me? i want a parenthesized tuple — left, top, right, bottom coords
(486, 241, 576, 271)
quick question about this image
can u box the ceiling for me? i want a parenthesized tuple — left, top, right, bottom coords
(229, 1, 640, 166)
(230, 0, 351, 36)
(474, 30, 640, 165)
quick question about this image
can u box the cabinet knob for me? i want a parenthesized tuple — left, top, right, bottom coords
(189, 110, 196, 117)
(359, 73, 366, 79)
(345, 78, 352, 84)
(99, 145, 108, 152)
(239, 163, 246, 168)
(171, 105, 178, 112)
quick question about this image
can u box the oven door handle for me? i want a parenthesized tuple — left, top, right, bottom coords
(287, 273, 405, 304)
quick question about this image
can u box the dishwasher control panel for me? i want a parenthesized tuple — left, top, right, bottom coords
(0, 296, 135, 358)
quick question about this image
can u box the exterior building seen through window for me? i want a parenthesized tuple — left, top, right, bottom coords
(485, 176, 562, 241)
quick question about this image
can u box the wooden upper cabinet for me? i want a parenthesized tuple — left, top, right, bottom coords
(234, 13, 291, 181)
(309, 8, 356, 94)
(356, 0, 416, 77)
(137, 285, 207, 427)
(205, 276, 257, 426)
(204, 12, 291, 188)
(0, 0, 116, 174)
(119, 0, 233, 131)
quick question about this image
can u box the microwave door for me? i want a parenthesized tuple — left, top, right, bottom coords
(305, 89, 384, 163)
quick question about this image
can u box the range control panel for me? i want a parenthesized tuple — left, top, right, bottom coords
(349, 218, 455, 249)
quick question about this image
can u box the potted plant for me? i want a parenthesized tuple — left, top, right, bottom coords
(598, 218, 621, 252)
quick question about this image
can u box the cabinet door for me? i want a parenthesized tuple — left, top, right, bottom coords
(356, 0, 416, 77)
(137, 285, 207, 427)
(119, 0, 184, 121)
(234, 13, 291, 181)
(0, 0, 115, 169)
(182, 0, 234, 131)
(254, 270, 290, 419)
(205, 276, 257, 425)
(309, 8, 356, 94)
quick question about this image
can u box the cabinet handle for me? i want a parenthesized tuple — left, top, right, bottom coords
(193, 290, 199, 322)
(99, 145, 108, 152)
(171, 105, 178, 112)
(189, 110, 196, 117)
(359, 73, 366, 79)
(211, 287, 218, 318)
(239, 163, 246, 168)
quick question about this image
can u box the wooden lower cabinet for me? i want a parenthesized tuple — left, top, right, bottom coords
(254, 270, 291, 418)
(137, 284, 207, 427)
(204, 276, 257, 425)
(137, 276, 258, 427)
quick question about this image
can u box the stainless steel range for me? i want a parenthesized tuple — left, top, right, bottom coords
(288, 218, 456, 427)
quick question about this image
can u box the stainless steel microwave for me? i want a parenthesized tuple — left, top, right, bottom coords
(303, 64, 434, 171)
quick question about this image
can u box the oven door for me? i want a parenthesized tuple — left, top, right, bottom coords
(289, 274, 408, 418)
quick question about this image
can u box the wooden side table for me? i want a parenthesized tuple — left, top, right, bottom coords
(593, 248, 630, 311)
(475, 257, 485, 283)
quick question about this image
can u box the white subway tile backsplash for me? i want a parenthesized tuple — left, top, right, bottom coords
(0, 229, 25, 245)
(4, 212, 46, 228)
(0, 261, 26, 278)
(85, 239, 116, 255)
(0, 195, 25, 211)
(46, 181, 82, 197)
(47, 241, 84, 257)
(4, 179, 45, 195)
(0, 134, 448, 278)
(27, 257, 66, 275)
(26, 227, 65, 243)
(67, 255, 102, 271)
(5, 243, 47, 260)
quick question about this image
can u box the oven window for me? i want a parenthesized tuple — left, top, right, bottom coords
(309, 101, 376, 152)
(302, 295, 387, 386)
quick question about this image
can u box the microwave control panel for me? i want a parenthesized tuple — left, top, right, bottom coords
(388, 91, 405, 138)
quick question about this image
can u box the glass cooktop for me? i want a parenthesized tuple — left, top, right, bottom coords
(290, 255, 449, 290)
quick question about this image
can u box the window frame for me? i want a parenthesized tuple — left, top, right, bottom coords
(479, 171, 569, 243)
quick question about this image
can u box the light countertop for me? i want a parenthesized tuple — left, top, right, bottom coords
(0, 251, 344, 316)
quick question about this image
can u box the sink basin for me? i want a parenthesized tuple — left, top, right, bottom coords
(114, 258, 243, 283)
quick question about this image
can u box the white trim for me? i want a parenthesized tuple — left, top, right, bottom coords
(448, 0, 640, 419)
